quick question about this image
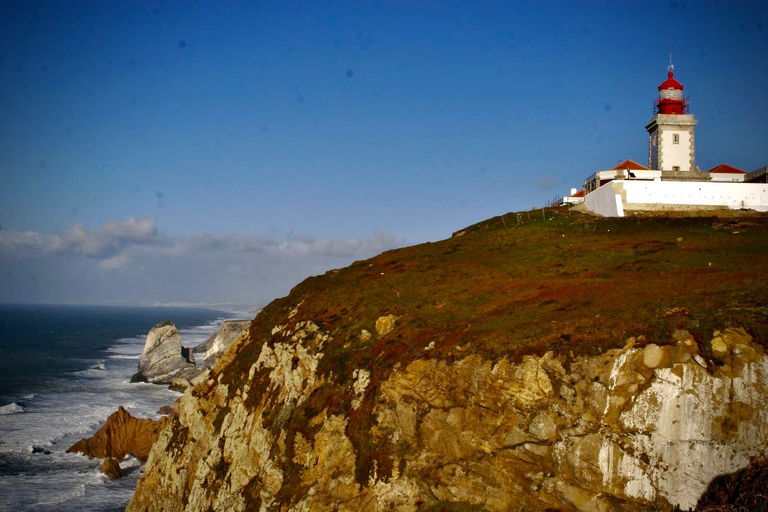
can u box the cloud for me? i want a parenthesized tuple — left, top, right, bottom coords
(0, 217, 159, 258)
(138, 231, 401, 261)
(248, 231, 399, 259)
(97, 253, 131, 271)
(0, 218, 406, 304)
(0, 218, 401, 265)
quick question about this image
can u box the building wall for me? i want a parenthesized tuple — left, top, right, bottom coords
(710, 173, 745, 183)
(585, 180, 768, 217)
(659, 130, 692, 171)
(649, 129, 659, 170)
(646, 114, 697, 172)
(623, 181, 768, 210)
(584, 182, 625, 217)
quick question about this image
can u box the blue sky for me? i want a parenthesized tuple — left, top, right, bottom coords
(1, 0, 766, 305)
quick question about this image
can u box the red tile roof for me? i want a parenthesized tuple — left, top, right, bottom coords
(707, 163, 747, 174)
(571, 189, 585, 198)
(611, 159, 649, 171)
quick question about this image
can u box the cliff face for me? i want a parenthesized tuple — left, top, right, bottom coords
(127, 210, 768, 511)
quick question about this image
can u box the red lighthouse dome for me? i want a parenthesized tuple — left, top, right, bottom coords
(658, 71, 684, 91)
(654, 71, 688, 115)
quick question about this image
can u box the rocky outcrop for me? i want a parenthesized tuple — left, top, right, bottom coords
(67, 406, 171, 463)
(102, 457, 125, 479)
(193, 320, 250, 366)
(124, 212, 768, 511)
(127, 319, 768, 511)
(132, 321, 199, 385)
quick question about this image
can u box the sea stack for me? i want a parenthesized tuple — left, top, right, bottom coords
(132, 321, 199, 385)
(192, 319, 250, 366)
(67, 405, 171, 478)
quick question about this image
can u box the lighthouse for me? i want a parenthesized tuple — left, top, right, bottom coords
(567, 60, 768, 217)
(645, 66, 698, 172)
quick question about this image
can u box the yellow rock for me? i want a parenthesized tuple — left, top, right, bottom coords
(375, 315, 397, 336)
(529, 410, 558, 442)
(642, 344, 667, 369)
(721, 327, 752, 348)
(127, 319, 768, 512)
(711, 336, 728, 356)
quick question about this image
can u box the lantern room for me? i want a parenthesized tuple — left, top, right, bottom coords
(654, 71, 689, 115)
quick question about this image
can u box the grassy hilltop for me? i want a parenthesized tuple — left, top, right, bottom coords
(229, 206, 768, 385)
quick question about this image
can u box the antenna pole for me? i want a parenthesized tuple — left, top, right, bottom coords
(668, 54, 674, 72)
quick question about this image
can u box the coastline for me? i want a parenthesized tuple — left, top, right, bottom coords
(0, 304, 246, 511)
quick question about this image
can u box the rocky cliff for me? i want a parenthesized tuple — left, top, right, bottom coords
(193, 320, 251, 366)
(127, 209, 768, 511)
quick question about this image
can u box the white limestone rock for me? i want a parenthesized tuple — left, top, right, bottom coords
(132, 321, 199, 385)
(193, 320, 250, 366)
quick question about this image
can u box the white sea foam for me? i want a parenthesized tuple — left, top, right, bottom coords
(107, 339, 144, 355)
(179, 320, 222, 348)
(0, 402, 23, 415)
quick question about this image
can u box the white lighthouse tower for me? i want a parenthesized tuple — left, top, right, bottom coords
(645, 64, 698, 172)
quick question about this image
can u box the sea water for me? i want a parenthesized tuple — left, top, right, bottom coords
(0, 304, 240, 511)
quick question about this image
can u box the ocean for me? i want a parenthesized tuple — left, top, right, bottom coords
(0, 304, 240, 511)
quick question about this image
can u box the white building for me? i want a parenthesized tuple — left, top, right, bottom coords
(563, 68, 768, 217)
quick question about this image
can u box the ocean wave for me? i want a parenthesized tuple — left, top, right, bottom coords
(73, 366, 108, 378)
(107, 345, 142, 356)
(0, 402, 24, 415)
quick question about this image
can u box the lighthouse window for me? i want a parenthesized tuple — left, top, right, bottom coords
(673, 134, 680, 144)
